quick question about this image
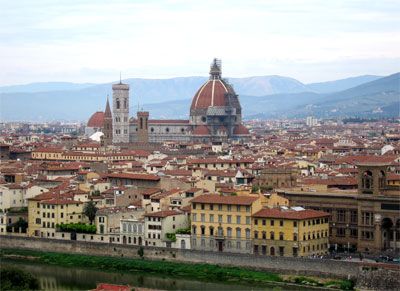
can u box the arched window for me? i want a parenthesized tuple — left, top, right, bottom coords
(270, 246, 275, 256)
(124, 99, 127, 109)
(192, 225, 197, 235)
(362, 170, 373, 191)
(270, 231, 275, 240)
(245, 228, 250, 239)
(227, 227, 232, 238)
(181, 239, 186, 249)
(209, 226, 214, 236)
(116, 99, 120, 109)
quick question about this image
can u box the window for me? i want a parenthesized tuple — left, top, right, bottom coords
(279, 246, 284, 256)
(227, 215, 232, 223)
(337, 209, 346, 223)
(192, 213, 197, 222)
(262, 231, 266, 239)
(350, 210, 357, 224)
(279, 232, 284, 240)
(270, 231, 275, 240)
(236, 241, 241, 249)
(210, 204, 214, 210)
(218, 215, 223, 223)
(227, 227, 232, 237)
(192, 225, 197, 235)
(227, 205, 232, 212)
(246, 206, 250, 212)
(218, 204, 222, 211)
(336, 227, 346, 237)
(246, 216, 250, 224)
(201, 204, 205, 210)
(210, 214, 214, 223)
(279, 220, 284, 227)
(201, 213, 205, 222)
(201, 226, 205, 235)
(270, 220, 274, 226)
(236, 205, 241, 212)
(193, 203, 196, 210)
(254, 219, 258, 225)
(262, 219, 266, 226)
(361, 231, 374, 240)
(245, 228, 250, 239)
(209, 227, 214, 236)
(350, 228, 358, 238)
(236, 228, 241, 238)
(293, 233, 298, 241)
(362, 212, 373, 226)
(236, 216, 241, 224)
(293, 221, 297, 227)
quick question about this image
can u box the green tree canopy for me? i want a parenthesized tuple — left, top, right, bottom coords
(83, 201, 98, 225)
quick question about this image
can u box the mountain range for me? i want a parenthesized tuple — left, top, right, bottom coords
(0, 73, 398, 121)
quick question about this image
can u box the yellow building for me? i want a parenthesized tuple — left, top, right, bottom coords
(28, 193, 84, 238)
(190, 194, 262, 253)
(252, 208, 329, 257)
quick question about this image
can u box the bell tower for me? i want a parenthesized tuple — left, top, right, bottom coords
(137, 111, 149, 143)
(357, 162, 389, 195)
(112, 78, 130, 143)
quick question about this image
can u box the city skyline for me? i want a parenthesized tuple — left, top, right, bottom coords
(1, 0, 399, 86)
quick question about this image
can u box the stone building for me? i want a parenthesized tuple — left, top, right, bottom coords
(280, 162, 400, 253)
(257, 167, 298, 189)
(112, 81, 130, 143)
(86, 59, 250, 144)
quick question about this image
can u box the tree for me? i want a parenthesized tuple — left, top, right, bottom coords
(0, 267, 39, 291)
(83, 201, 98, 225)
(138, 246, 144, 259)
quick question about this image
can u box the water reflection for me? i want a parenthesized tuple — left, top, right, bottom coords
(2, 259, 307, 291)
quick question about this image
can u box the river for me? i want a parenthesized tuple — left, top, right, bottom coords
(2, 259, 311, 290)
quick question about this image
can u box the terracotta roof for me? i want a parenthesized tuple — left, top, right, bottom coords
(253, 208, 330, 220)
(233, 124, 250, 135)
(149, 119, 189, 124)
(144, 210, 182, 218)
(190, 194, 259, 205)
(190, 79, 233, 110)
(107, 172, 160, 181)
(87, 111, 105, 128)
(192, 125, 210, 136)
(41, 199, 83, 205)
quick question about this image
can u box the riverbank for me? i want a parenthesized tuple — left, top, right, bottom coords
(0, 249, 354, 290)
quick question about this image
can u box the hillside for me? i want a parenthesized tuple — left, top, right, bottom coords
(0, 73, 398, 121)
(307, 75, 382, 93)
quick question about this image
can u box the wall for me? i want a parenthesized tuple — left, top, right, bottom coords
(1, 235, 358, 278)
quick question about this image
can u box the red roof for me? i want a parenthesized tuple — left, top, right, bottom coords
(191, 194, 259, 205)
(190, 79, 233, 110)
(87, 111, 105, 128)
(144, 210, 182, 218)
(192, 125, 210, 136)
(91, 283, 131, 291)
(253, 208, 330, 220)
(107, 172, 160, 181)
(233, 124, 250, 135)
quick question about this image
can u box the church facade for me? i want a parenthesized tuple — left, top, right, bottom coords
(86, 59, 250, 144)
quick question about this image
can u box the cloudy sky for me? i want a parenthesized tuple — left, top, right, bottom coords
(0, 0, 399, 85)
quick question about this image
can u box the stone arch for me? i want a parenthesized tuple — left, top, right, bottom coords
(270, 246, 275, 256)
(181, 239, 186, 249)
(362, 170, 373, 191)
(382, 217, 394, 250)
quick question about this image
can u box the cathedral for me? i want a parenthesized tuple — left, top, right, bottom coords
(86, 59, 250, 144)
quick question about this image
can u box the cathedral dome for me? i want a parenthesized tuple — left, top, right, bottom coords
(87, 111, 105, 128)
(190, 59, 235, 111)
